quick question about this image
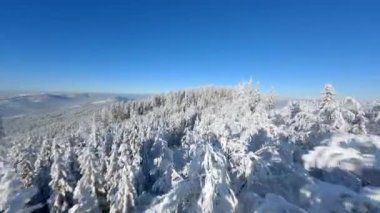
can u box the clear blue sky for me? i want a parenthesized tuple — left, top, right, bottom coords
(0, 0, 379, 99)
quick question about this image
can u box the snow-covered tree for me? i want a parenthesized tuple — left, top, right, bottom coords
(105, 141, 120, 198)
(266, 89, 275, 111)
(196, 143, 238, 213)
(32, 137, 52, 209)
(0, 166, 41, 213)
(150, 135, 182, 195)
(371, 103, 380, 124)
(15, 153, 35, 187)
(49, 140, 76, 212)
(366, 102, 380, 135)
(105, 135, 138, 213)
(319, 84, 337, 124)
(343, 97, 367, 134)
(320, 84, 336, 110)
(69, 146, 101, 213)
(236, 80, 261, 113)
(289, 101, 302, 119)
(109, 163, 136, 213)
(319, 84, 347, 131)
(88, 120, 108, 208)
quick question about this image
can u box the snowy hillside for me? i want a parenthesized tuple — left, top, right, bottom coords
(0, 92, 147, 118)
(1, 82, 380, 212)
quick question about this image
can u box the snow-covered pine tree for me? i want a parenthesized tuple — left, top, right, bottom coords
(100, 107, 112, 126)
(150, 135, 182, 195)
(248, 83, 261, 113)
(49, 139, 75, 212)
(236, 80, 261, 113)
(196, 141, 238, 213)
(289, 101, 302, 119)
(106, 127, 132, 207)
(32, 136, 52, 209)
(89, 119, 109, 210)
(343, 97, 367, 134)
(319, 84, 338, 124)
(65, 135, 81, 184)
(366, 103, 380, 134)
(320, 84, 336, 110)
(69, 146, 102, 213)
(109, 162, 136, 213)
(371, 103, 380, 124)
(266, 88, 275, 111)
(16, 151, 35, 187)
(318, 84, 347, 132)
(105, 142, 120, 206)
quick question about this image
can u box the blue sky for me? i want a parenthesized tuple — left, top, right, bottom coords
(0, 0, 379, 99)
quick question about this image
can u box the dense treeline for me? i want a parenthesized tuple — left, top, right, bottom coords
(1, 82, 380, 212)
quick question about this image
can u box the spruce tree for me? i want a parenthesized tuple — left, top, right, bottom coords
(49, 140, 75, 212)
(319, 84, 337, 124)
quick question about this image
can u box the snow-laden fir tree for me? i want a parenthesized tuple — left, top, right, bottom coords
(319, 84, 347, 131)
(196, 142, 238, 213)
(105, 127, 138, 209)
(266, 88, 276, 111)
(109, 161, 136, 213)
(69, 146, 101, 213)
(150, 135, 183, 195)
(106, 138, 138, 213)
(343, 97, 367, 134)
(319, 84, 337, 124)
(86, 119, 108, 210)
(49, 139, 76, 212)
(105, 140, 121, 203)
(89, 119, 109, 185)
(16, 150, 35, 187)
(289, 101, 302, 119)
(32, 136, 52, 209)
(366, 103, 380, 135)
(320, 84, 336, 110)
(371, 103, 380, 124)
(236, 80, 261, 113)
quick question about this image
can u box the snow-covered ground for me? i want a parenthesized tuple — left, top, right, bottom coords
(0, 83, 380, 212)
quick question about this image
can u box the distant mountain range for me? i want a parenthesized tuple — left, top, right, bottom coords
(0, 91, 148, 118)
